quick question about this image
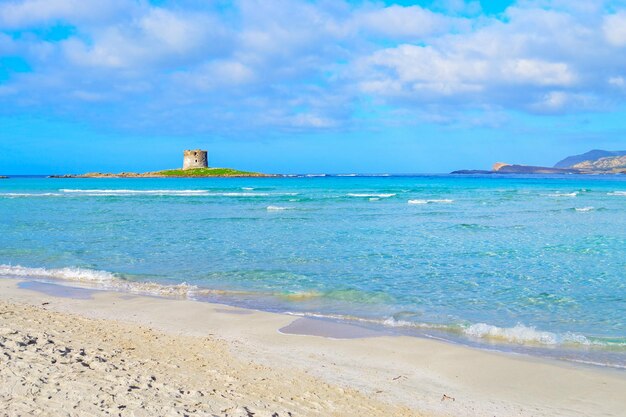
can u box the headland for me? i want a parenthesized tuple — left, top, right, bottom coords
(452, 149, 626, 175)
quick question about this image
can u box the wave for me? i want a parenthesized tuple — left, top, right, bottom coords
(289, 312, 623, 349)
(56, 189, 297, 197)
(0, 264, 215, 298)
(0, 264, 117, 283)
(60, 189, 209, 196)
(408, 199, 454, 204)
(546, 192, 578, 197)
(0, 192, 63, 197)
(608, 191, 626, 196)
(574, 207, 594, 212)
(347, 193, 396, 198)
(462, 322, 592, 346)
(266, 205, 291, 211)
(3, 264, 625, 355)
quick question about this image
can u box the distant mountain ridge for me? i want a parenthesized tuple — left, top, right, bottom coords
(451, 149, 626, 175)
(554, 149, 626, 168)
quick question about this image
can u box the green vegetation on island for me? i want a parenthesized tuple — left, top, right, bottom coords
(50, 167, 271, 178)
(158, 167, 267, 177)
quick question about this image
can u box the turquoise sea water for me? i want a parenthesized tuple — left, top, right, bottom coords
(1, 175, 625, 367)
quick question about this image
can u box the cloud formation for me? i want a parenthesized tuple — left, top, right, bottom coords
(1, 0, 626, 134)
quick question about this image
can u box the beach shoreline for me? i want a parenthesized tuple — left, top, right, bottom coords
(1, 278, 625, 417)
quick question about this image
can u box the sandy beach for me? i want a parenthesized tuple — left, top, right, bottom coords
(1, 278, 625, 417)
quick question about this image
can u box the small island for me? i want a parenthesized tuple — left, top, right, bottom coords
(50, 150, 273, 178)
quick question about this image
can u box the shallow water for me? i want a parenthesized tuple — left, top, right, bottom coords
(1, 175, 625, 366)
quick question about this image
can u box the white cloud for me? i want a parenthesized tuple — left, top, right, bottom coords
(0, 0, 128, 29)
(609, 76, 626, 87)
(355, 5, 465, 39)
(354, 3, 624, 113)
(603, 12, 626, 47)
(1, 0, 626, 133)
(504, 59, 576, 86)
(62, 8, 227, 69)
(174, 60, 256, 90)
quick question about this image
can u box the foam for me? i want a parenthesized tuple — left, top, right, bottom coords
(575, 207, 594, 212)
(608, 191, 626, 196)
(463, 323, 591, 346)
(3, 264, 624, 352)
(60, 189, 209, 196)
(0, 264, 199, 298)
(0, 193, 62, 197)
(408, 199, 454, 204)
(266, 205, 290, 211)
(220, 192, 271, 196)
(295, 312, 620, 348)
(347, 193, 396, 198)
(546, 192, 578, 197)
(57, 189, 297, 197)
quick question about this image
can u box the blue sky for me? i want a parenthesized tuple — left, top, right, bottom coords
(1, 0, 626, 174)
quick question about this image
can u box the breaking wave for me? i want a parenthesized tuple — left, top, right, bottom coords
(0, 264, 223, 299)
(408, 199, 454, 204)
(462, 323, 592, 346)
(55, 189, 297, 197)
(347, 193, 396, 198)
(608, 191, 626, 196)
(299, 312, 625, 349)
(0, 192, 63, 197)
(3, 264, 626, 363)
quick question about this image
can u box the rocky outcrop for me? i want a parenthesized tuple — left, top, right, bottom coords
(572, 155, 626, 172)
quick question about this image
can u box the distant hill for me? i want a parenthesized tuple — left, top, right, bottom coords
(554, 150, 626, 168)
(495, 164, 579, 174)
(452, 149, 626, 175)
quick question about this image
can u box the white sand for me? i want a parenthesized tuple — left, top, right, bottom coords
(1, 278, 625, 417)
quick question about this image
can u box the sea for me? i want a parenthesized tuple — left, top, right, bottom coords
(1, 174, 625, 368)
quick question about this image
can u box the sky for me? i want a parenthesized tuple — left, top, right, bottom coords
(1, 0, 626, 174)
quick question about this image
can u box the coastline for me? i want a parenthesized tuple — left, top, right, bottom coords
(1, 278, 625, 417)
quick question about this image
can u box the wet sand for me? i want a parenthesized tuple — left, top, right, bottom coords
(1, 278, 625, 417)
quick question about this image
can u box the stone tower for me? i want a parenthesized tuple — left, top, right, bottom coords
(183, 149, 208, 170)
